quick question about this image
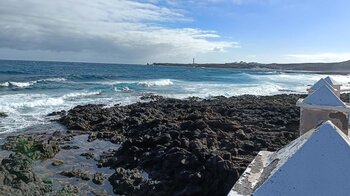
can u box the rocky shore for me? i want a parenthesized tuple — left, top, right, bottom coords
(0, 93, 321, 195)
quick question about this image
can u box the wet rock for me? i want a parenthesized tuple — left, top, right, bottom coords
(92, 172, 106, 185)
(236, 129, 247, 139)
(2, 135, 60, 160)
(108, 167, 156, 195)
(56, 185, 79, 195)
(80, 152, 95, 160)
(61, 145, 79, 150)
(51, 160, 64, 166)
(57, 94, 302, 195)
(60, 169, 90, 181)
(0, 153, 50, 195)
(47, 110, 66, 117)
(0, 112, 8, 118)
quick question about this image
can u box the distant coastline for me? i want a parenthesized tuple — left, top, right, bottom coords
(152, 60, 350, 75)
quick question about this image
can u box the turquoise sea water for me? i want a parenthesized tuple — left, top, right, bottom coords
(1, 60, 349, 134)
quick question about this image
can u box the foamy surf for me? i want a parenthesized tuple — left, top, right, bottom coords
(62, 91, 101, 99)
(39, 78, 67, 82)
(96, 79, 175, 87)
(0, 90, 104, 134)
(137, 79, 174, 87)
(0, 77, 67, 89)
(0, 81, 37, 88)
(1, 60, 349, 135)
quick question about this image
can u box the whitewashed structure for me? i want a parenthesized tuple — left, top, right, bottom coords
(307, 78, 340, 97)
(297, 84, 350, 136)
(228, 77, 350, 196)
(324, 76, 342, 93)
(228, 121, 350, 196)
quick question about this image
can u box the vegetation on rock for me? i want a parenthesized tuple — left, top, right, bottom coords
(2, 135, 60, 160)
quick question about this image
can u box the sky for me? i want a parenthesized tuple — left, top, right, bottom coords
(0, 0, 350, 64)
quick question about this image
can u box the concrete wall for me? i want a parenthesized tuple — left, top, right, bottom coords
(300, 108, 349, 135)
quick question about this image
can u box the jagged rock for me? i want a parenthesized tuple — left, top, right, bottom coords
(55, 94, 302, 195)
(0, 112, 8, 118)
(0, 153, 51, 195)
(108, 167, 157, 195)
(51, 160, 64, 166)
(80, 152, 95, 160)
(56, 185, 79, 195)
(60, 169, 90, 181)
(92, 173, 106, 185)
(47, 110, 66, 117)
(61, 145, 79, 150)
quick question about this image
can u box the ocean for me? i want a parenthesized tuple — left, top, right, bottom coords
(0, 60, 349, 135)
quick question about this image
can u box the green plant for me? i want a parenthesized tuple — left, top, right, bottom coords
(15, 136, 41, 160)
(55, 185, 79, 196)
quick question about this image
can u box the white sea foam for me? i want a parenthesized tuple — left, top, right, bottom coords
(0, 90, 103, 134)
(62, 91, 101, 99)
(39, 78, 67, 82)
(0, 82, 10, 87)
(122, 87, 131, 91)
(137, 79, 174, 87)
(169, 82, 285, 99)
(97, 79, 174, 87)
(9, 81, 37, 88)
(0, 77, 67, 89)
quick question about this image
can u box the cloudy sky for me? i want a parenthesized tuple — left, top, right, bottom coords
(0, 0, 350, 64)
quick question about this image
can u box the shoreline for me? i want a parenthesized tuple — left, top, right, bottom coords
(0, 93, 304, 195)
(1, 93, 349, 195)
(152, 63, 350, 75)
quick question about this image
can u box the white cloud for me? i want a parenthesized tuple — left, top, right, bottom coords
(0, 0, 238, 63)
(285, 53, 350, 63)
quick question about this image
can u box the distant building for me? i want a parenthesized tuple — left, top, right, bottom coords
(297, 85, 350, 135)
(228, 121, 350, 196)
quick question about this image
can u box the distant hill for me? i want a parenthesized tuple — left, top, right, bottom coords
(153, 60, 350, 74)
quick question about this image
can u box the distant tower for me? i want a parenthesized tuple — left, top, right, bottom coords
(193, 58, 195, 64)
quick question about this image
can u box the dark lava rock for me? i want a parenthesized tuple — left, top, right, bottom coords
(51, 160, 64, 166)
(0, 112, 8, 118)
(92, 172, 106, 185)
(109, 167, 158, 195)
(47, 110, 66, 117)
(56, 185, 79, 195)
(80, 152, 95, 160)
(0, 153, 50, 195)
(61, 145, 79, 150)
(60, 169, 90, 181)
(58, 94, 302, 195)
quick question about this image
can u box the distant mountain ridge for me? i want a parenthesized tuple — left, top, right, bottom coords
(153, 60, 350, 74)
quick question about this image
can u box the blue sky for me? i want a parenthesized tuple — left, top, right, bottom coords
(0, 0, 350, 63)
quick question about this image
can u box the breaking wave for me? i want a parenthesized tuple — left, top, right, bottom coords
(39, 78, 67, 82)
(0, 81, 37, 88)
(0, 91, 101, 110)
(137, 79, 174, 87)
(62, 91, 102, 99)
(95, 79, 174, 87)
(0, 78, 67, 88)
